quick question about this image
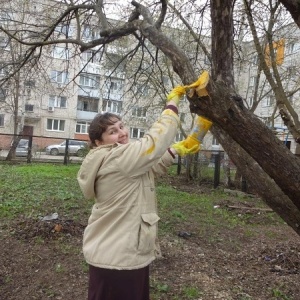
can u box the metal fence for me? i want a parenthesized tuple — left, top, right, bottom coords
(0, 133, 88, 165)
(1, 133, 240, 189)
(174, 150, 238, 189)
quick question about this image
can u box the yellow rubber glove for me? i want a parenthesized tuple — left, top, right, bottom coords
(172, 139, 200, 157)
(166, 86, 186, 106)
(172, 116, 212, 157)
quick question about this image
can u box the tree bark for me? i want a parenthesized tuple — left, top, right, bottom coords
(279, 0, 300, 28)
(134, 0, 300, 233)
(213, 127, 300, 235)
(190, 84, 300, 211)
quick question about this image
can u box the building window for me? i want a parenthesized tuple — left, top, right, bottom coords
(249, 76, 256, 87)
(262, 95, 274, 107)
(81, 50, 93, 62)
(24, 80, 35, 88)
(110, 81, 119, 91)
(250, 55, 258, 66)
(77, 97, 98, 112)
(52, 46, 69, 60)
(82, 24, 100, 40)
(105, 79, 123, 93)
(212, 136, 219, 146)
(130, 128, 145, 139)
(102, 100, 122, 113)
(49, 95, 67, 108)
(0, 114, 4, 126)
(76, 121, 90, 134)
(79, 74, 100, 88)
(105, 53, 126, 75)
(0, 36, 10, 50)
(248, 97, 253, 107)
(287, 66, 296, 79)
(81, 50, 100, 63)
(47, 119, 65, 131)
(175, 132, 184, 142)
(0, 12, 11, 26)
(25, 104, 34, 112)
(0, 87, 6, 101)
(132, 106, 146, 118)
(0, 63, 7, 76)
(179, 113, 185, 122)
(50, 70, 68, 84)
(286, 42, 300, 55)
(55, 24, 71, 37)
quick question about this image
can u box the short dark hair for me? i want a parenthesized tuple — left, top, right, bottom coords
(89, 113, 121, 147)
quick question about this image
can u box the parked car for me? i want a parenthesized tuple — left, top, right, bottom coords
(14, 139, 36, 157)
(45, 140, 88, 156)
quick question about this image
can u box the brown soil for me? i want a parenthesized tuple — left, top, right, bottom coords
(0, 176, 299, 300)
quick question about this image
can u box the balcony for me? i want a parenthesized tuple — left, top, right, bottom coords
(76, 110, 98, 121)
(80, 62, 101, 75)
(78, 87, 100, 98)
(18, 112, 41, 122)
(104, 69, 126, 79)
(102, 91, 123, 101)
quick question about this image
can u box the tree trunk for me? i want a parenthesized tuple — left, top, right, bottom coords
(213, 127, 300, 235)
(6, 74, 22, 161)
(279, 0, 300, 28)
(136, 0, 300, 234)
(190, 82, 300, 212)
(222, 152, 233, 188)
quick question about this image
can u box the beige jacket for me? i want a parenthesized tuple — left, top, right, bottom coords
(77, 109, 179, 270)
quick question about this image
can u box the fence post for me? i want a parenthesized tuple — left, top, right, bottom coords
(64, 139, 69, 165)
(213, 151, 221, 188)
(241, 176, 248, 192)
(27, 136, 33, 164)
(177, 156, 181, 175)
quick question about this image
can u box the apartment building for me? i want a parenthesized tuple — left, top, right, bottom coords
(235, 22, 300, 155)
(0, 1, 198, 150)
(1, 1, 298, 155)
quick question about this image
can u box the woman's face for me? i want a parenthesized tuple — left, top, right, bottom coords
(97, 119, 129, 145)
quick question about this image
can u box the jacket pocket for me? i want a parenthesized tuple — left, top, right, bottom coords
(138, 213, 160, 254)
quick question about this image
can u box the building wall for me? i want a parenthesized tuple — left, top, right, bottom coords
(1, 1, 298, 155)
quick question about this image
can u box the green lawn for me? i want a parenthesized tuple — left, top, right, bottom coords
(0, 163, 291, 300)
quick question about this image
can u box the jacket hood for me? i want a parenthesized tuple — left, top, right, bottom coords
(77, 146, 112, 199)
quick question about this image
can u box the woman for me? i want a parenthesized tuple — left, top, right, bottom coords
(77, 88, 196, 299)
(78, 71, 216, 300)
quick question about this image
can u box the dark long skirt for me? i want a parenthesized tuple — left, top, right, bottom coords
(88, 265, 150, 300)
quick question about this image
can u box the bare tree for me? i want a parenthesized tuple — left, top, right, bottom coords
(242, 0, 300, 142)
(0, 0, 300, 234)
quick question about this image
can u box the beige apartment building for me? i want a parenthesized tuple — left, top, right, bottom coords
(0, 2, 198, 151)
(235, 22, 300, 155)
(0, 1, 299, 156)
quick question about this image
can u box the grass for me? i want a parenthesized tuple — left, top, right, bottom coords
(0, 162, 288, 299)
(0, 162, 282, 239)
(271, 284, 292, 300)
(156, 181, 273, 237)
(169, 162, 237, 184)
(0, 163, 239, 224)
(0, 163, 92, 221)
